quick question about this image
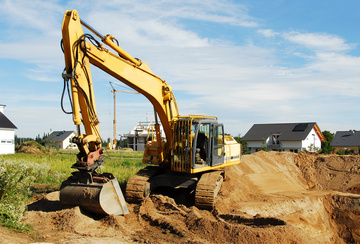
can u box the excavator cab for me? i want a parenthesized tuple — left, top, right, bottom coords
(127, 116, 235, 209)
(172, 116, 226, 173)
(192, 119, 225, 167)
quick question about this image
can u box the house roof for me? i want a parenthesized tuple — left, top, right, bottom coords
(243, 122, 325, 142)
(0, 112, 17, 129)
(46, 131, 75, 142)
(331, 131, 360, 147)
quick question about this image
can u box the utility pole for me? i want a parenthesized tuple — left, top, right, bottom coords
(110, 82, 117, 149)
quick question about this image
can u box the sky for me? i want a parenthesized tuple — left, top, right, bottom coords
(0, 0, 360, 140)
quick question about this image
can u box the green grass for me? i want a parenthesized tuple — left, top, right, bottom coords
(1, 149, 145, 185)
(0, 149, 146, 232)
(102, 149, 144, 158)
(100, 150, 145, 187)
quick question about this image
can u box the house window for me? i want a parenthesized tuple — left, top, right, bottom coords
(271, 133, 281, 145)
(0, 140, 13, 144)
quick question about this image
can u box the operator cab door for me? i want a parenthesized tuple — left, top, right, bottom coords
(193, 123, 211, 167)
(211, 124, 225, 166)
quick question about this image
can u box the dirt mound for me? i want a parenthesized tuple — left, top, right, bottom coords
(24, 192, 135, 243)
(24, 193, 313, 243)
(14, 151, 360, 243)
(16, 140, 47, 154)
(135, 194, 314, 243)
(295, 152, 360, 192)
(324, 193, 360, 243)
(294, 152, 360, 242)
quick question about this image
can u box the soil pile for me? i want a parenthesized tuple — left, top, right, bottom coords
(6, 151, 360, 243)
(16, 140, 47, 154)
(23, 192, 314, 244)
(295, 152, 360, 243)
(295, 152, 360, 193)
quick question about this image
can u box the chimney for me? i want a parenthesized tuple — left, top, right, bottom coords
(0, 104, 5, 113)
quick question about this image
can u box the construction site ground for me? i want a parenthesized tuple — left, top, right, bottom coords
(2, 151, 360, 243)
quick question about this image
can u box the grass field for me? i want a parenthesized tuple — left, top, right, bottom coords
(1, 149, 145, 186)
(0, 149, 145, 231)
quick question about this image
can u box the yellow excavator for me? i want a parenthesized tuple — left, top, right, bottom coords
(59, 9, 241, 214)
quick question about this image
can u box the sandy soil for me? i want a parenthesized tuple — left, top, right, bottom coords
(2, 151, 360, 243)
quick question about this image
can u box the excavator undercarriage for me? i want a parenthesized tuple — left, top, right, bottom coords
(126, 166, 225, 209)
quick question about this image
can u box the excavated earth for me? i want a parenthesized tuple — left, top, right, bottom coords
(2, 151, 360, 243)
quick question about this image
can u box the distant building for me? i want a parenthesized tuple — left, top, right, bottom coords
(331, 130, 360, 154)
(126, 122, 165, 151)
(0, 105, 17, 155)
(45, 130, 76, 149)
(243, 122, 325, 153)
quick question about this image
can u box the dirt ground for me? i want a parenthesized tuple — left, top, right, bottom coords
(2, 151, 360, 243)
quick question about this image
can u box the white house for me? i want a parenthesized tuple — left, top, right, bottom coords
(45, 130, 76, 149)
(0, 105, 17, 155)
(243, 122, 325, 154)
(126, 122, 165, 151)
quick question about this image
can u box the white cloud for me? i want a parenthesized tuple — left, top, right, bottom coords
(6, 105, 73, 138)
(258, 29, 278, 37)
(283, 32, 353, 52)
(0, 0, 61, 37)
(94, 0, 258, 27)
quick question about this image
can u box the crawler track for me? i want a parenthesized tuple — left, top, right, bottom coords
(195, 170, 224, 209)
(125, 166, 160, 203)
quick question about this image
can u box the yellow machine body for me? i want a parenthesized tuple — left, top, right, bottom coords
(60, 9, 241, 212)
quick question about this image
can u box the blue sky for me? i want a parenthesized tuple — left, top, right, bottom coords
(1, 0, 359, 140)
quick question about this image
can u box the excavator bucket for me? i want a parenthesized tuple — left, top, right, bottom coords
(60, 178, 129, 215)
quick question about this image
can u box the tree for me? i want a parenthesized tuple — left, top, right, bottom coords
(259, 138, 268, 152)
(14, 135, 33, 146)
(320, 130, 334, 154)
(35, 132, 50, 146)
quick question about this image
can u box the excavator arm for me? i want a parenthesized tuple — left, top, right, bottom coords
(62, 10, 179, 146)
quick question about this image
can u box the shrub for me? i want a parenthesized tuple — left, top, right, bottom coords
(0, 159, 43, 230)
